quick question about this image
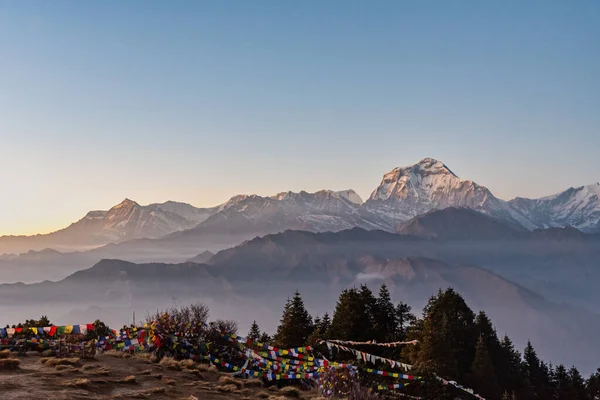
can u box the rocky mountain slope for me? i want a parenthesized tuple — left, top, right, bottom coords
(0, 199, 218, 254)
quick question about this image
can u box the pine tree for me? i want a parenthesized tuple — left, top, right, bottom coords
(568, 365, 587, 400)
(258, 332, 271, 344)
(373, 284, 397, 342)
(273, 291, 313, 348)
(523, 341, 553, 399)
(247, 320, 261, 342)
(306, 313, 332, 345)
(320, 313, 331, 335)
(523, 341, 540, 397)
(396, 301, 415, 341)
(410, 288, 477, 381)
(470, 335, 502, 399)
(587, 367, 600, 400)
(553, 364, 571, 400)
(359, 284, 378, 339)
(499, 335, 530, 399)
(329, 288, 373, 342)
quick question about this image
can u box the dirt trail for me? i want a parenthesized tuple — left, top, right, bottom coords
(0, 354, 319, 399)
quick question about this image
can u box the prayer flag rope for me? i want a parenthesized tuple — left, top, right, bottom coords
(364, 368, 421, 380)
(377, 383, 410, 390)
(328, 339, 419, 347)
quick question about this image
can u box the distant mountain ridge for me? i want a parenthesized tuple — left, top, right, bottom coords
(1, 158, 599, 257)
(0, 199, 218, 254)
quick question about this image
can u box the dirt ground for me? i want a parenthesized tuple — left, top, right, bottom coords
(0, 353, 323, 400)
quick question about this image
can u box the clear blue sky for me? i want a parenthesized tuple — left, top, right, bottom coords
(1, 0, 599, 235)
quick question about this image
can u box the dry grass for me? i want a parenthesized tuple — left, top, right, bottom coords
(112, 387, 166, 398)
(134, 352, 153, 362)
(162, 378, 176, 385)
(0, 358, 20, 370)
(0, 349, 11, 359)
(41, 349, 55, 357)
(179, 359, 195, 369)
(56, 364, 81, 372)
(159, 356, 181, 371)
(44, 357, 80, 367)
(82, 364, 102, 371)
(267, 396, 287, 400)
(117, 375, 137, 384)
(217, 384, 241, 393)
(85, 367, 111, 376)
(63, 378, 90, 388)
(104, 350, 132, 359)
(150, 373, 163, 379)
(279, 386, 301, 398)
(245, 379, 264, 388)
(196, 363, 210, 371)
(0, 381, 22, 390)
(219, 375, 244, 389)
(258, 393, 270, 399)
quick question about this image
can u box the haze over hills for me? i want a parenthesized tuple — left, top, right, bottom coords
(2, 230, 600, 374)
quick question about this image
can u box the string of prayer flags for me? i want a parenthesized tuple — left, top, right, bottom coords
(364, 368, 421, 380)
(328, 339, 419, 347)
(223, 332, 312, 355)
(319, 340, 413, 371)
(377, 383, 410, 390)
(0, 324, 94, 338)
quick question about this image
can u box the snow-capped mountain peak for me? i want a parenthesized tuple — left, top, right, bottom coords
(363, 158, 510, 225)
(112, 198, 138, 208)
(336, 189, 364, 205)
(508, 182, 600, 233)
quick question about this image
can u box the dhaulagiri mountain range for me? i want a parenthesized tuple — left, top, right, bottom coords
(2, 158, 600, 373)
(2, 157, 600, 257)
